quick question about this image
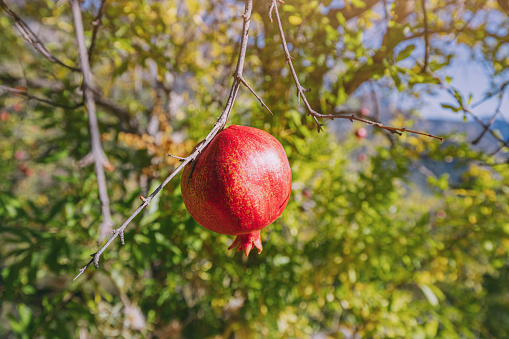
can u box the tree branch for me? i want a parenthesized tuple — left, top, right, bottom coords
(0, 0, 79, 72)
(71, 0, 113, 241)
(270, 0, 443, 140)
(73, 0, 255, 281)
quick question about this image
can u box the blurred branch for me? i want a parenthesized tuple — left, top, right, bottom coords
(471, 81, 509, 108)
(93, 90, 141, 133)
(0, 0, 79, 72)
(88, 0, 107, 64)
(0, 84, 84, 109)
(421, 0, 430, 71)
(472, 86, 506, 145)
(79, 149, 114, 172)
(32, 290, 76, 338)
(74, 0, 255, 281)
(420, 60, 509, 151)
(0, 73, 142, 133)
(341, 0, 414, 95)
(270, 0, 443, 140)
(71, 0, 113, 241)
(370, 81, 381, 122)
(326, 0, 379, 27)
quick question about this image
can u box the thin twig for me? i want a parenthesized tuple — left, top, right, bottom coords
(167, 154, 186, 161)
(270, 0, 443, 140)
(0, 85, 84, 109)
(88, 0, 107, 64)
(0, 0, 79, 72)
(421, 0, 430, 72)
(238, 75, 273, 115)
(73, 0, 255, 281)
(269, 0, 284, 23)
(71, 0, 113, 241)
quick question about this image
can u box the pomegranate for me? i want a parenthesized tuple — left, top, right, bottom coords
(181, 125, 292, 256)
(360, 107, 370, 116)
(355, 127, 368, 139)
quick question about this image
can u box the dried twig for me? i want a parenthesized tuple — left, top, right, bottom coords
(71, 0, 113, 241)
(0, 0, 79, 72)
(270, 0, 443, 140)
(0, 84, 83, 109)
(74, 0, 255, 281)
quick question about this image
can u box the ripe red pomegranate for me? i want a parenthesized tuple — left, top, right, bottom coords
(181, 125, 292, 256)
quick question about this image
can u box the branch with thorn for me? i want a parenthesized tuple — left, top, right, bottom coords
(269, 0, 443, 140)
(74, 0, 261, 281)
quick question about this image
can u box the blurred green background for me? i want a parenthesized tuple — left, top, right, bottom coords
(1, 0, 509, 338)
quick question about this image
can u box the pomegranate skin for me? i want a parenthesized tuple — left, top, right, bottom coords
(181, 125, 292, 255)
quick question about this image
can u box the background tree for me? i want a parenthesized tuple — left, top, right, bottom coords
(1, 0, 509, 338)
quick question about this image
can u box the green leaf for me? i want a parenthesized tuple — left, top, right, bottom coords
(336, 12, 346, 26)
(441, 103, 460, 112)
(395, 44, 416, 62)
